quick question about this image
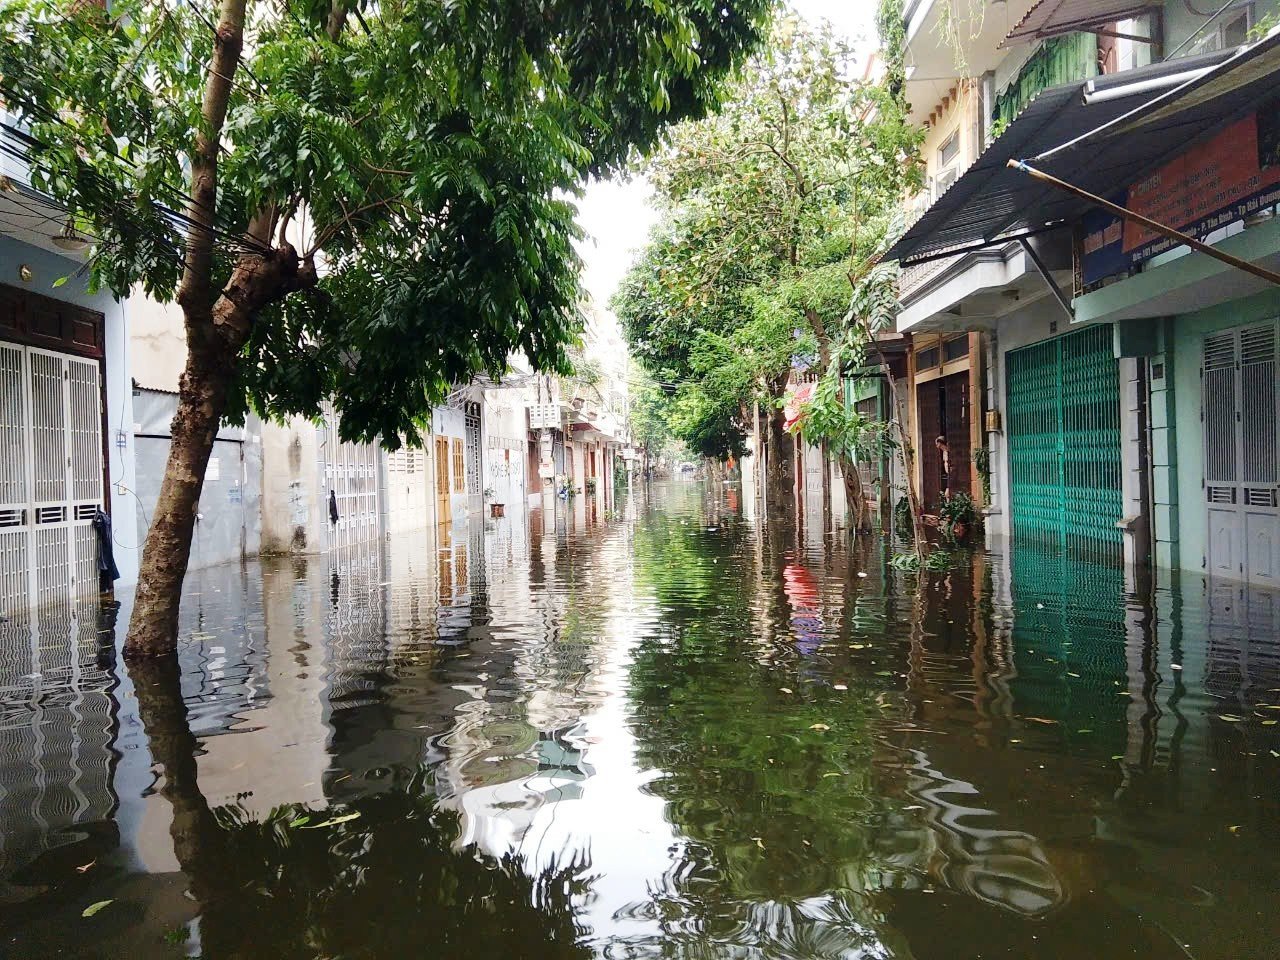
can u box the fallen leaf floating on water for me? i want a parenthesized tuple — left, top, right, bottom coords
(779, 687, 793, 694)
(809, 723, 831, 732)
(82, 900, 113, 918)
(833, 684, 848, 691)
(76, 860, 96, 873)
(1228, 825, 1242, 834)
(1171, 663, 1183, 671)
(1022, 717, 1058, 725)
(300, 811, 361, 829)
(1217, 715, 1246, 723)
(753, 837, 766, 850)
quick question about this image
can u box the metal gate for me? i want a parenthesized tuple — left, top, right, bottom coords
(0, 342, 104, 613)
(1203, 322, 1279, 586)
(320, 404, 381, 551)
(1006, 324, 1121, 558)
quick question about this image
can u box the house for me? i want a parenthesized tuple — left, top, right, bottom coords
(0, 167, 140, 616)
(887, 0, 1280, 586)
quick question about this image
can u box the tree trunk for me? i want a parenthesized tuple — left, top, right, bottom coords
(884, 365, 926, 558)
(124, 339, 237, 656)
(839, 457, 869, 534)
(764, 402, 794, 512)
(125, 251, 316, 658)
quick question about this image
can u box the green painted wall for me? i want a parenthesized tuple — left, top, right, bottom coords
(1169, 288, 1280, 572)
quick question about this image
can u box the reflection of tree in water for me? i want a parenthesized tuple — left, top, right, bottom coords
(130, 659, 593, 960)
(625, 517, 904, 956)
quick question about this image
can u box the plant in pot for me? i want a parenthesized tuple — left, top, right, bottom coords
(483, 487, 505, 518)
(938, 492, 979, 544)
(585, 477, 598, 496)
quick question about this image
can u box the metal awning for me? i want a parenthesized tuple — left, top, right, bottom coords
(885, 39, 1277, 266)
(1003, 0, 1161, 46)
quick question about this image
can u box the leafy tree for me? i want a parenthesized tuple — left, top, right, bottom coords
(616, 15, 922, 520)
(0, 0, 774, 656)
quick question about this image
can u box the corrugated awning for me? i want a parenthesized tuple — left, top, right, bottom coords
(886, 38, 1279, 266)
(1002, 0, 1161, 46)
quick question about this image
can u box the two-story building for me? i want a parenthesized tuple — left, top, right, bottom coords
(888, 0, 1280, 589)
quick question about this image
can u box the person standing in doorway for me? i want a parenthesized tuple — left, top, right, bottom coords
(935, 436, 951, 501)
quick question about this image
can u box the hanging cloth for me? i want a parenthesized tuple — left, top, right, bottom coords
(329, 489, 339, 524)
(92, 509, 120, 584)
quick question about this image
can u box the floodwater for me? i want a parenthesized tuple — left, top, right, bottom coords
(1, 482, 1278, 959)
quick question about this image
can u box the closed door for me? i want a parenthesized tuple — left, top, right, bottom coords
(1006, 325, 1121, 559)
(435, 436, 451, 522)
(0, 343, 104, 613)
(1203, 322, 1279, 586)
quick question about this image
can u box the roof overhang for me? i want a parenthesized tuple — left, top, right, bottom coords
(1002, 0, 1161, 47)
(886, 42, 1263, 266)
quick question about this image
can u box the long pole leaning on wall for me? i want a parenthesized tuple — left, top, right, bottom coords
(1006, 159, 1280, 288)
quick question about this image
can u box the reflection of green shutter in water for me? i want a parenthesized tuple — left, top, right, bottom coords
(1006, 325, 1122, 559)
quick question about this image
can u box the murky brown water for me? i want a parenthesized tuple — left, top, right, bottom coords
(1, 481, 1278, 959)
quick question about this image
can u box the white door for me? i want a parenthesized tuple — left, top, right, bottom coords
(320, 403, 382, 551)
(0, 342, 104, 614)
(1203, 323, 1279, 586)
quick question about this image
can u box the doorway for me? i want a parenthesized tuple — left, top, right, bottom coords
(1203, 322, 1278, 586)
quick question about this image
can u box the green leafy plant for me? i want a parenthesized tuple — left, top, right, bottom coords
(890, 548, 955, 571)
(585, 477, 598, 495)
(972, 446, 992, 506)
(938, 491, 979, 544)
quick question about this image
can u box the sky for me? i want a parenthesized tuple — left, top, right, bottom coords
(574, 0, 878, 307)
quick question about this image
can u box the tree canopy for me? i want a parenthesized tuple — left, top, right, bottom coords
(615, 14, 921, 470)
(0, 0, 776, 445)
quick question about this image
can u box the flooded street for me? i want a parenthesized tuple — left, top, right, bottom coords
(2, 481, 1279, 959)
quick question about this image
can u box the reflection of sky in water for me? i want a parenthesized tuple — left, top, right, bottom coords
(1, 481, 1279, 959)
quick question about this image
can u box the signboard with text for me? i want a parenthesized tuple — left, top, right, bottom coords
(1080, 102, 1280, 285)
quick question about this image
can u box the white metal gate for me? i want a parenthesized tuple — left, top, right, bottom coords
(0, 342, 104, 614)
(320, 404, 381, 551)
(1203, 322, 1279, 586)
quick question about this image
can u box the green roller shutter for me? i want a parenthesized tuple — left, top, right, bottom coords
(1006, 325, 1122, 558)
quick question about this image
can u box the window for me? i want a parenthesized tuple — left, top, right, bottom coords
(451, 437, 465, 493)
(937, 130, 959, 168)
(944, 336, 970, 362)
(917, 346, 940, 369)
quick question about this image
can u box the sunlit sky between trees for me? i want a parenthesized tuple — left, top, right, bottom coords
(575, 0, 876, 307)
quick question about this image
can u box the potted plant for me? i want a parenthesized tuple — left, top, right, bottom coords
(483, 487, 505, 518)
(585, 477, 598, 496)
(938, 491, 979, 543)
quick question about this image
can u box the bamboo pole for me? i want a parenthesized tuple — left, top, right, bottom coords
(1007, 159, 1280, 288)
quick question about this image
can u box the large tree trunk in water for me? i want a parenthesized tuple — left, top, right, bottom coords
(765, 403, 795, 514)
(124, 337, 237, 656)
(125, 250, 315, 658)
(884, 365, 926, 558)
(839, 457, 869, 533)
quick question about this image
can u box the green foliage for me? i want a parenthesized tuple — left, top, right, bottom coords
(938, 491, 979, 527)
(894, 495, 915, 542)
(616, 13, 922, 464)
(629, 377, 675, 457)
(0, 0, 775, 447)
(889, 548, 954, 572)
(973, 446, 992, 506)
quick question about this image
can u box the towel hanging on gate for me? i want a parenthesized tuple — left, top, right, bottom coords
(329, 489, 339, 524)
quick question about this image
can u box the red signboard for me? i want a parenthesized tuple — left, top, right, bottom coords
(1124, 114, 1280, 254)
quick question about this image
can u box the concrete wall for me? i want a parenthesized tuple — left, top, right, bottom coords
(432, 405, 468, 524)
(260, 417, 325, 554)
(481, 388, 529, 510)
(126, 297, 185, 391)
(0, 234, 140, 586)
(132, 388, 262, 570)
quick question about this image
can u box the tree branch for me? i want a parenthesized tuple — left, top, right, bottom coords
(175, 0, 247, 321)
